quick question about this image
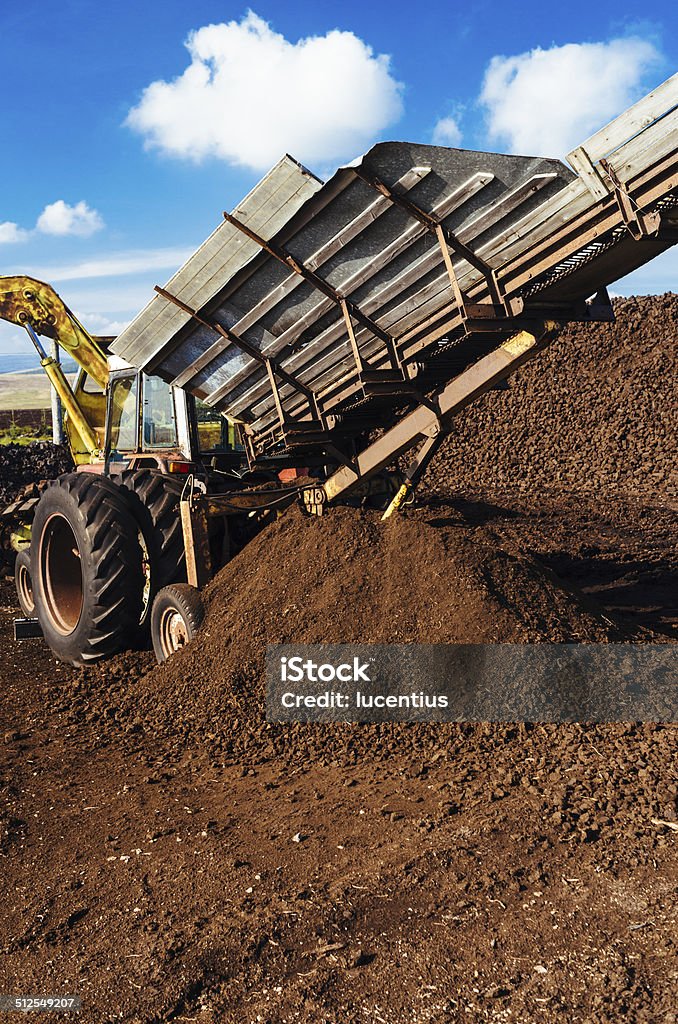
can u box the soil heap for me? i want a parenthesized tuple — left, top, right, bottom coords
(0, 441, 73, 504)
(75, 501, 646, 765)
(67, 294, 677, 762)
(426, 294, 677, 499)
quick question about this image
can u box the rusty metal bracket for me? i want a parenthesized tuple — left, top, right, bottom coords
(353, 167, 510, 318)
(223, 212, 405, 375)
(600, 160, 661, 240)
(180, 475, 212, 589)
(381, 425, 446, 520)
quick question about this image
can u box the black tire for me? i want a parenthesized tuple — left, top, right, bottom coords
(14, 549, 35, 617)
(30, 473, 144, 666)
(151, 583, 205, 664)
(115, 470, 186, 633)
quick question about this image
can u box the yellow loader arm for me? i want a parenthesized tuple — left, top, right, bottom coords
(0, 276, 109, 389)
(0, 276, 110, 458)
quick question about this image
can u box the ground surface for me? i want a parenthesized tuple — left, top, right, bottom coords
(1, 491, 676, 1024)
(1, 297, 677, 1021)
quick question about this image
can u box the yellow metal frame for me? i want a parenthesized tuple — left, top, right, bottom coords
(0, 276, 109, 389)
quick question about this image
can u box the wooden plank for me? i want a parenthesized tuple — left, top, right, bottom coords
(568, 72, 678, 165)
(202, 172, 495, 408)
(249, 173, 493, 351)
(244, 136, 678, 433)
(566, 147, 609, 200)
(127, 90, 678, 437)
(220, 171, 558, 418)
(111, 156, 322, 365)
(122, 163, 356, 368)
(170, 166, 431, 389)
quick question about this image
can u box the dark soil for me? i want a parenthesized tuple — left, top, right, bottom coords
(428, 294, 677, 499)
(0, 297, 676, 1022)
(0, 441, 73, 505)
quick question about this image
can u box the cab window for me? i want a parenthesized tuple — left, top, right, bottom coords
(142, 375, 178, 449)
(195, 398, 241, 452)
(80, 371, 104, 395)
(108, 375, 138, 451)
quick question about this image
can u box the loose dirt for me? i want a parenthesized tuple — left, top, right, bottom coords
(428, 294, 677, 499)
(0, 297, 676, 1022)
(0, 442, 73, 505)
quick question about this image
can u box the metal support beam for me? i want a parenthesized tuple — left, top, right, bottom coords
(600, 159, 661, 240)
(180, 478, 212, 589)
(381, 428, 445, 520)
(223, 211, 405, 372)
(49, 339, 64, 445)
(154, 286, 321, 427)
(319, 323, 558, 505)
(23, 323, 101, 457)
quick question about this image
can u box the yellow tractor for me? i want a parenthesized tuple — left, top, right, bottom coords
(0, 276, 247, 664)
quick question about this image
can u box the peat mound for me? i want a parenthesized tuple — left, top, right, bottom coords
(426, 294, 677, 498)
(0, 441, 73, 504)
(82, 504, 631, 764)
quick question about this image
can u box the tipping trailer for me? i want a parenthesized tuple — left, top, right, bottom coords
(113, 73, 678, 515)
(14, 72, 678, 665)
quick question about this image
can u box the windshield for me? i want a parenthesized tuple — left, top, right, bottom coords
(108, 375, 138, 452)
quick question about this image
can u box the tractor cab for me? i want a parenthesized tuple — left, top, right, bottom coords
(105, 363, 244, 474)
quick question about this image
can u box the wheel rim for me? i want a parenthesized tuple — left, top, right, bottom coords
(159, 606, 189, 655)
(17, 560, 34, 615)
(139, 529, 151, 620)
(40, 513, 83, 635)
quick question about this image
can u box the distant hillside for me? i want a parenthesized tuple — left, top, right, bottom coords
(0, 370, 78, 410)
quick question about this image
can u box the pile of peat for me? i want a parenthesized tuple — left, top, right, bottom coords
(2, 293, 672, 763)
(0, 441, 73, 505)
(426, 294, 677, 498)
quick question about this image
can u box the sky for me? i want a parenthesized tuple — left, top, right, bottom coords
(1, 0, 677, 356)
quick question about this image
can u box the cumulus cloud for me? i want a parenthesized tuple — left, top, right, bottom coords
(126, 11, 404, 170)
(0, 200, 104, 244)
(480, 37, 661, 156)
(0, 221, 30, 244)
(432, 116, 462, 147)
(36, 200, 104, 237)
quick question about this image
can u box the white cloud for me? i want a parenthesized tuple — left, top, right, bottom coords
(0, 200, 104, 244)
(76, 312, 130, 335)
(0, 221, 30, 244)
(126, 11, 404, 171)
(432, 116, 462, 147)
(36, 199, 104, 237)
(26, 246, 193, 282)
(480, 37, 661, 156)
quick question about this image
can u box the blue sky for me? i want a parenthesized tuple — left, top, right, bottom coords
(1, 0, 677, 356)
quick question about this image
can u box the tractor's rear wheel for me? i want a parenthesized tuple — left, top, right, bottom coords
(115, 470, 186, 635)
(14, 549, 35, 617)
(30, 473, 144, 666)
(151, 583, 204, 663)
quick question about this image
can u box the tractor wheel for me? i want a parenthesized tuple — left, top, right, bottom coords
(30, 473, 144, 666)
(151, 583, 204, 664)
(115, 470, 186, 634)
(14, 549, 35, 617)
